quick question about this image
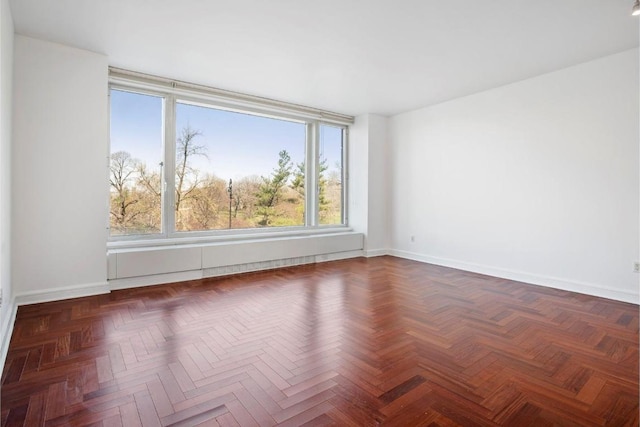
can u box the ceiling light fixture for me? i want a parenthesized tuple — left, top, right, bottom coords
(632, 0, 640, 16)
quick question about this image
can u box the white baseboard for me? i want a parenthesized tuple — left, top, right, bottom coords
(0, 296, 18, 371)
(315, 250, 364, 263)
(389, 249, 639, 305)
(364, 249, 389, 258)
(14, 281, 111, 306)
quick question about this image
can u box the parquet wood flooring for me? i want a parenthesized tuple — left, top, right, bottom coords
(1, 256, 638, 426)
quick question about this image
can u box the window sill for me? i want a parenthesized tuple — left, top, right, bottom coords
(107, 226, 353, 252)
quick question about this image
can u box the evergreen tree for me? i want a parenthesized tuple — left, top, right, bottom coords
(257, 150, 292, 225)
(290, 157, 329, 218)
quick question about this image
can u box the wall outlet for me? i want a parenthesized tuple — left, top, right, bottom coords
(410, 235, 415, 243)
(634, 262, 640, 273)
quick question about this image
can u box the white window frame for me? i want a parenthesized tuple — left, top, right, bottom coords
(108, 68, 353, 245)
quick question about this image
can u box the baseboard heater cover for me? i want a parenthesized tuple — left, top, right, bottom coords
(108, 232, 364, 279)
(203, 255, 317, 278)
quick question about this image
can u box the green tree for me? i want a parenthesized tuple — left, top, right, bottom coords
(256, 150, 292, 225)
(291, 162, 306, 222)
(318, 157, 329, 215)
(291, 162, 305, 198)
(290, 157, 329, 218)
(322, 167, 343, 224)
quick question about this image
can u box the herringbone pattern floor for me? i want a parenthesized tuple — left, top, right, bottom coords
(1, 256, 638, 426)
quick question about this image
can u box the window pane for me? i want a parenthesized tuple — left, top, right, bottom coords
(175, 102, 306, 231)
(319, 125, 344, 225)
(109, 89, 163, 236)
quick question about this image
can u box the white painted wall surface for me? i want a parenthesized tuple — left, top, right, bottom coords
(348, 114, 389, 255)
(366, 114, 389, 254)
(388, 49, 639, 304)
(348, 115, 370, 240)
(12, 36, 109, 296)
(0, 0, 14, 366)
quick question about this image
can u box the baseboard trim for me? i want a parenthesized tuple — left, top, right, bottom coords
(364, 249, 389, 258)
(315, 250, 364, 263)
(389, 249, 639, 305)
(0, 297, 18, 371)
(14, 281, 111, 306)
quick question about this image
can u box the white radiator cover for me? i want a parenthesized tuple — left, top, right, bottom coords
(203, 255, 317, 278)
(108, 232, 364, 280)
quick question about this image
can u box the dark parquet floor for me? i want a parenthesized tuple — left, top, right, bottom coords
(1, 256, 638, 426)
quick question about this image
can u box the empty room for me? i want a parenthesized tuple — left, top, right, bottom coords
(1, 0, 638, 426)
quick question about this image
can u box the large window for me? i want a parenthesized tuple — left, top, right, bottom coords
(108, 71, 350, 240)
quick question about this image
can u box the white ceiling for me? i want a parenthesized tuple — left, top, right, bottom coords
(9, 0, 639, 116)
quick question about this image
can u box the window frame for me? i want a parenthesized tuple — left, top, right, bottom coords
(316, 123, 348, 227)
(108, 69, 352, 244)
(108, 85, 167, 238)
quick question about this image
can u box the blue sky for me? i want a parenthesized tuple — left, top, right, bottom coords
(110, 90, 163, 170)
(110, 89, 342, 182)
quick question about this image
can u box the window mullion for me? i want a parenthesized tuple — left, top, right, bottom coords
(342, 127, 348, 225)
(314, 123, 321, 227)
(163, 95, 177, 236)
(304, 123, 312, 226)
(305, 123, 318, 227)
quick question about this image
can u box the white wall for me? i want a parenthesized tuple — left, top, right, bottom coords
(366, 115, 389, 253)
(0, 0, 14, 366)
(349, 114, 389, 255)
(12, 35, 109, 299)
(388, 49, 639, 304)
(348, 115, 370, 240)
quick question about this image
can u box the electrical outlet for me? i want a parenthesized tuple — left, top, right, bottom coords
(634, 262, 640, 273)
(410, 235, 415, 243)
